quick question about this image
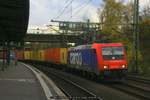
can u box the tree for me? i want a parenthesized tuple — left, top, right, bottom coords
(99, 0, 128, 41)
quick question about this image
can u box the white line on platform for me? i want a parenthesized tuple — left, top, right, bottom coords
(0, 78, 35, 83)
(22, 63, 53, 100)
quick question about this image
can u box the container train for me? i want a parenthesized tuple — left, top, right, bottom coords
(16, 43, 128, 79)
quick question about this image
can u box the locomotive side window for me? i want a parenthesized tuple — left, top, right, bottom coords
(102, 47, 124, 60)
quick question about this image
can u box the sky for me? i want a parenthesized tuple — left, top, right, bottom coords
(29, 0, 102, 26)
(28, 0, 150, 27)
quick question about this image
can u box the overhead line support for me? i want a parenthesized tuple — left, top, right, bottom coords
(133, 0, 139, 73)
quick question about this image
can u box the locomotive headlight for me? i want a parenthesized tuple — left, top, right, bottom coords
(104, 66, 108, 69)
(122, 65, 126, 68)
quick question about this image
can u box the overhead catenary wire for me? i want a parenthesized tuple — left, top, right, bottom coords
(69, 0, 93, 20)
(54, 0, 74, 20)
(64, 0, 70, 4)
(67, 0, 92, 15)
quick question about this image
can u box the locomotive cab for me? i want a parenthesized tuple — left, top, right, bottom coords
(92, 43, 127, 78)
(101, 46, 127, 70)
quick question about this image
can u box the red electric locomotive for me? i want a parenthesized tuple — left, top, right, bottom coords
(92, 43, 127, 79)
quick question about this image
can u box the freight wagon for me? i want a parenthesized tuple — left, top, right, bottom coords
(16, 50, 24, 60)
(44, 48, 68, 64)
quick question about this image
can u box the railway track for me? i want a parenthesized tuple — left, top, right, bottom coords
(33, 64, 102, 100)
(110, 82, 150, 100)
(109, 76, 150, 100)
(127, 75, 150, 85)
(25, 62, 146, 100)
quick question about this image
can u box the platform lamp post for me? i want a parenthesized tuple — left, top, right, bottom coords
(133, 0, 139, 73)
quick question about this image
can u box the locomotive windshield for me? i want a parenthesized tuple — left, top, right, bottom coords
(102, 47, 124, 60)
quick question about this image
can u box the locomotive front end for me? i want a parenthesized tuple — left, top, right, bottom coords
(93, 43, 128, 79)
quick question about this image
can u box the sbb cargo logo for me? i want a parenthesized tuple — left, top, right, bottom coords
(70, 52, 82, 65)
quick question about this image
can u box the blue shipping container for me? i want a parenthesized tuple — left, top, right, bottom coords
(68, 49, 98, 71)
(81, 49, 97, 70)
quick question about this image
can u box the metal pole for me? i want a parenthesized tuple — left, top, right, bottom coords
(133, 0, 139, 73)
(136, 0, 139, 73)
(86, 19, 90, 44)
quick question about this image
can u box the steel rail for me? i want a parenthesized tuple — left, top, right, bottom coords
(33, 64, 102, 100)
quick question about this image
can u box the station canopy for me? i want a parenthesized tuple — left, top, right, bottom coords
(0, 0, 29, 42)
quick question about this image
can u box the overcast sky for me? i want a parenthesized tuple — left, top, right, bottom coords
(28, 0, 149, 26)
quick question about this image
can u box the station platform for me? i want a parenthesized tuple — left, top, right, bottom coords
(0, 61, 66, 100)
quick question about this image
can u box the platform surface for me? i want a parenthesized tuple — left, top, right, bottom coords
(0, 62, 47, 100)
